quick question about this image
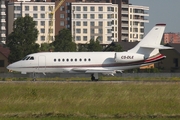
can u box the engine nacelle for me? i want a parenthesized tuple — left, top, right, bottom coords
(114, 52, 145, 63)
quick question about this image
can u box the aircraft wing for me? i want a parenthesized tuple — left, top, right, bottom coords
(71, 68, 122, 75)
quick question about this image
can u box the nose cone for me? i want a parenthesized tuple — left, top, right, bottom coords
(7, 62, 22, 72)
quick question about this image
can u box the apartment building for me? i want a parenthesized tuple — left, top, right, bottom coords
(71, 2, 118, 44)
(56, 0, 129, 45)
(0, 0, 6, 44)
(128, 5, 149, 42)
(8, 0, 55, 45)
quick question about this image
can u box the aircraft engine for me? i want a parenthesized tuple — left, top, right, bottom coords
(114, 52, 145, 63)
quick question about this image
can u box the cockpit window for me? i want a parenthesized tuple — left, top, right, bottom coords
(29, 57, 34, 60)
(26, 56, 30, 60)
(22, 56, 28, 60)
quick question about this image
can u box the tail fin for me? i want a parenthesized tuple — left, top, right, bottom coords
(128, 24, 172, 58)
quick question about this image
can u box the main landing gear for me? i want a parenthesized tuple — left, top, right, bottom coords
(91, 73, 99, 81)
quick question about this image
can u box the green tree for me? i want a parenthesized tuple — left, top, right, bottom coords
(52, 28, 76, 52)
(7, 16, 39, 63)
(87, 38, 102, 51)
(39, 43, 54, 52)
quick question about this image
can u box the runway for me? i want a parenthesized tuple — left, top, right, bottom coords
(0, 80, 180, 84)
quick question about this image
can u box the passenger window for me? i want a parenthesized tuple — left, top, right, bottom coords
(84, 58, 86, 61)
(71, 59, 73, 61)
(75, 59, 77, 61)
(88, 58, 91, 61)
(58, 59, 60, 62)
(54, 59, 56, 62)
(79, 58, 82, 61)
(62, 59, 65, 62)
(30, 57, 34, 60)
(66, 59, 69, 62)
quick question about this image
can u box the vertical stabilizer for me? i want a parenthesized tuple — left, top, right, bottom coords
(128, 24, 166, 58)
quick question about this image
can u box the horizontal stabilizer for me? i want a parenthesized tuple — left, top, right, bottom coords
(140, 45, 173, 49)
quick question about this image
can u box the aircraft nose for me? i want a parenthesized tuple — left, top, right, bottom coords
(7, 62, 21, 71)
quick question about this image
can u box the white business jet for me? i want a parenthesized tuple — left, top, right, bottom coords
(7, 24, 172, 80)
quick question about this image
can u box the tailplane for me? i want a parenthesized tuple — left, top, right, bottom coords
(128, 24, 173, 58)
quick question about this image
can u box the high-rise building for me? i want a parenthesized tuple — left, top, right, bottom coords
(71, 2, 118, 44)
(0, 0, 7, 44)
(7, 0, 55, 45)
(129, 5, 149, 42)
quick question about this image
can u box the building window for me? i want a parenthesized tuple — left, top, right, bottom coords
(83, 29, 87, 33)
(41, 6, 45, 11)
(25, 6, 29, 11)
(60, 14, 64, 18)
(107, 14, 111, 19)
(99, 29, 103, 34)
(98, 14, 103, 19)
(173, 58, 179, 67)
(76, 36, 81, 41)
(14, 6, 21, 10)
(60, 6, 64, 11)
(107, 7, 111, 11)
(83, 36, 87, 41)
(99, 22, 103, 26)
(41, 14, 45, 18)
(60, 21, 64, 26)
(107, 21, 111, 26)
(41, 21, 45, 26)
(33, 14, 37, 18)
(49, 14, 53, 19)
(83, 6, 87, 11)
(99, 7, 103, 11)
(0, 60, 4, 67)
(90, 6, 95, 11)
(76, 14, 81, 18)
(49, 29, 53, 33)
(91, 29, 94, 34)
(83, 21, 87, 26)
(83, 14, 87, 19)
(107, 36, 111, 41)
(41, 36, 45, 41)
(41, 28, 45, 33)
(90, 22, 94, 26)
(14, 14, 21, 18)
(49, 21, 53, 26)
(76, 21, 81, 26)
(90, 14, 94, 19)
(76, 29, 81, 33)
(33, 6, 37, 11)
(76, 6, 81, 11)
(107, 29, 111, 33)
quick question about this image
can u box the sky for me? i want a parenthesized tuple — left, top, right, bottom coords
(129, 0, 180, 34)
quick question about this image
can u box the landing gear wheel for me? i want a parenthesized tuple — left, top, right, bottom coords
(91, 73, 99, 81)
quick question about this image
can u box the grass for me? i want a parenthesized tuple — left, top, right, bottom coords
(0, 82, 180, 119)
(2, 76, 180, 81)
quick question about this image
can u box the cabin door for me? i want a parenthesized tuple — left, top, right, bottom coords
(38, 56, 46, 71)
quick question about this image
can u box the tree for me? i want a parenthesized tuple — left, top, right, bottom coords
(87, 38, 102, 51)
(39, 43, 54, 52)
(52, 28, 76, 52)
(7, 16, 39, 63)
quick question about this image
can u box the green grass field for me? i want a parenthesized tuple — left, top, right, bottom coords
(0, 81, 180, 120)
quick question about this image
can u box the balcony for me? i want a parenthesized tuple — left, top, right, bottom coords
(1, 19, 6, 22)
(1, 34, 6, 37)
(122, 4, 129, 9)
(1, 5, 5, 8)
(1, 26, 6, 30)
(0, 12, 6, 15)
